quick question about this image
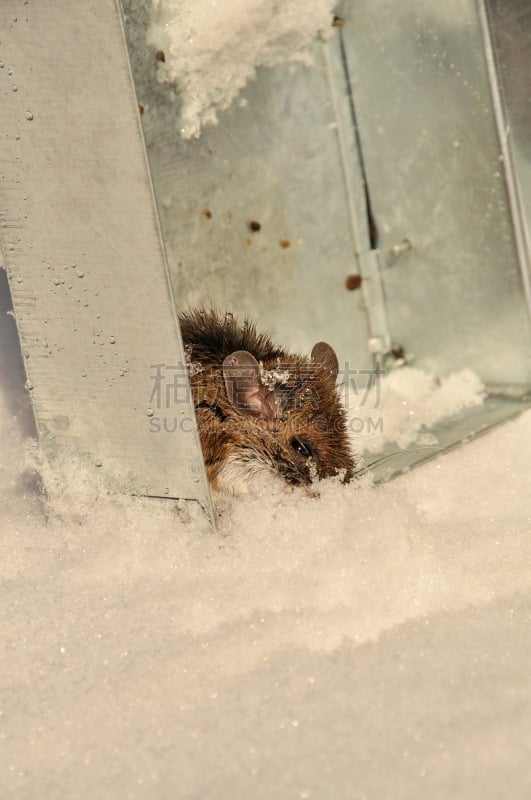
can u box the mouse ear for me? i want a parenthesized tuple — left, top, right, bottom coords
(223, 351, 279, 419)
(311, 342, 339, 383)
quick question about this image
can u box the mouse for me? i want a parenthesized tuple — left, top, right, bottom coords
(179, 308, 355, 495)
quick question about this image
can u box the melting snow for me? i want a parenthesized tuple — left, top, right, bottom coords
(145, 0, 337, 137)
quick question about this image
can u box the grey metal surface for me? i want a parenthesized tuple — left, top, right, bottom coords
(122, 1, 531, 383)
(481, 0, 531, 322)
(0, 2, 213, 516)
(0, 269, 36, 438)
(340, 0, 531, 385)
(121, 2, 372, 374)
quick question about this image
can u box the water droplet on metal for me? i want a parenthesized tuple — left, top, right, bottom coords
(109, 336, 116, 344)
(95, 460, 103, 468)
(146, 408, 154, 417)
(25, 380, 34, 391)
(25, 111, 33, 121)
(76, 270, 84, 278)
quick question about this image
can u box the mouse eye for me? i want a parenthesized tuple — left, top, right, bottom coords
(290, 436, 316, 459)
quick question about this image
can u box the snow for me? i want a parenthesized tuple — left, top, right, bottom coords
(347, 366, 486, 452)
(145, 0, 337, 137)
(2, 338, 531, 796)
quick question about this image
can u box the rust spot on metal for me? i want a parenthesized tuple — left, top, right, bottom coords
(390, 345, 405, 360)
(345, 274, 362, 291)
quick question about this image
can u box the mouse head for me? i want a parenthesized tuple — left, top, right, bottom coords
(213, 342, 354, 492)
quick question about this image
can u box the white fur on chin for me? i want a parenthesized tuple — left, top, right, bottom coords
(215, 453, 284, 496)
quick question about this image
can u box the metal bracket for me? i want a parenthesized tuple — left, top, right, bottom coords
(358, 249, 392, 356)
(0, 0, 214, 522)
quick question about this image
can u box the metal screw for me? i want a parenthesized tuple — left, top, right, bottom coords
(388, 238, 412, 259)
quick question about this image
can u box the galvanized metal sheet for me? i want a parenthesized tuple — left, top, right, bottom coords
(481, 0, 531, 323)
(340, 0, 531, 385)
(121, 2, 373, 375)
(0, 1, 213, 516)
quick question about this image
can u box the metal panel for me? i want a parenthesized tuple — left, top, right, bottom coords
(121, 2, 372, 374)
(0, 2, 213, 517)
(339, 0, 531, 385)
(123, 1, 531, 383)
(481, 0, 531, 322)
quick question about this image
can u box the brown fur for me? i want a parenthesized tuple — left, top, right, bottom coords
(179, 309, 354, 493)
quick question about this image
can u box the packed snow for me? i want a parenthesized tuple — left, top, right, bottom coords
(345, 365, 486, 453)
(1, 316, 531, 796)
(145, 0, 337, 137)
